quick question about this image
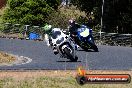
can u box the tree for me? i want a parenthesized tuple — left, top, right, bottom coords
(102, 0, 132, 33)
(2, 0, 60, 26)
(71, 0, 102, 29)
(71, 0, 132, 33)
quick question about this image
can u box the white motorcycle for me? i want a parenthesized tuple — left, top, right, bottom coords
(50, 28, 78, 62)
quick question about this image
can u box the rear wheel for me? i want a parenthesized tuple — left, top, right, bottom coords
(63, 47, 78, 62)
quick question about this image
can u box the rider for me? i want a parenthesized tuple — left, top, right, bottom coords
(43, 24, 59, 55)
(68, 18, 94, 45)
(68, 18, 81, 50)
(68, 18, 80, 38)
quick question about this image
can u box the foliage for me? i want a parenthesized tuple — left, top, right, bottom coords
(45, 11, 68, 29)
(71, 0, 101, 15)
(46, 6, 86, 29)
(71, 0, 101, 30)
(2, 0, 60, 26)
(103, 0, 132, 33)
(71, 0, 132, 33)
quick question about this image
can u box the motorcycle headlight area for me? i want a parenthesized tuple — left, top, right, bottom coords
(56, 37, 64, 44)
(52, 31, 61, 39)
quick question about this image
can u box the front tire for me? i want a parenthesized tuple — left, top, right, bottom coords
(91, 44, 98, 52)
(63, 47, 78, 62)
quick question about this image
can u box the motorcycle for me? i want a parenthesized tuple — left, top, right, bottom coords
(71, 25, 98, 52)
(50, 28, 78, 62)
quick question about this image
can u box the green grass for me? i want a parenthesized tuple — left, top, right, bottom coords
(0, 76, 131, 88)
(0, 7, 4, 31)
(0, 6, 5, 23)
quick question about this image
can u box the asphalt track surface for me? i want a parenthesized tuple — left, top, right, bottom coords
(0, 38, 132, 70)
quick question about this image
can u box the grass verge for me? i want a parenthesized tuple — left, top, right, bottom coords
(0, 70, 131, 88)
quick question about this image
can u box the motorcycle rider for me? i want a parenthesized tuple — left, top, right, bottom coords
(68, 18, 80, 38)
(43, 24, 59, 55)
(68, 18, 81, 50)
(68, 18, 94, 46)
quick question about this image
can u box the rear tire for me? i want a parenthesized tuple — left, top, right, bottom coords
(63, 47, 78, 62)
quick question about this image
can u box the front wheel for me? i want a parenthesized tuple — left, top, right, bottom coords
(63, 47, 78, 62)
(92, 45, 98, 52)
(87, 40, 99, 52)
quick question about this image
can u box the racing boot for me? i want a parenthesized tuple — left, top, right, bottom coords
(53, 47, 59, 55)
(74, 44, 79, 50)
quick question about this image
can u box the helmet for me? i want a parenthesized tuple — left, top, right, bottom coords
(69, 18, 75, 26)
(43, 24, 52, 34)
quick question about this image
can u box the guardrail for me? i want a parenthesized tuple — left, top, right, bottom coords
(0, 23, 132, 47)
(0, 23, 45, 40)
(93, 32, 132, 47)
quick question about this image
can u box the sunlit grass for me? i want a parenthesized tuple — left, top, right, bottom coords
(0, 71, 131, 88)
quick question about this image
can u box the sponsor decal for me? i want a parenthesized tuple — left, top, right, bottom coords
(76, 66, 131, 85)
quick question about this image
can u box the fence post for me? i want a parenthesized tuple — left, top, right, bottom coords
(24, 25, 30, 38)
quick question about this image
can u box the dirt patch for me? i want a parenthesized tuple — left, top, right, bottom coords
(0, 51, 32, 66)
(0, 52, 16, 65)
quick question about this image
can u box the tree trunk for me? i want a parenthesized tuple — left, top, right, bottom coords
(0, 0, 6, 9)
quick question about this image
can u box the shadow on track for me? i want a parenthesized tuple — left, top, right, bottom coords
(77, 49, 99, 52)
(56, 60, 81, 63)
